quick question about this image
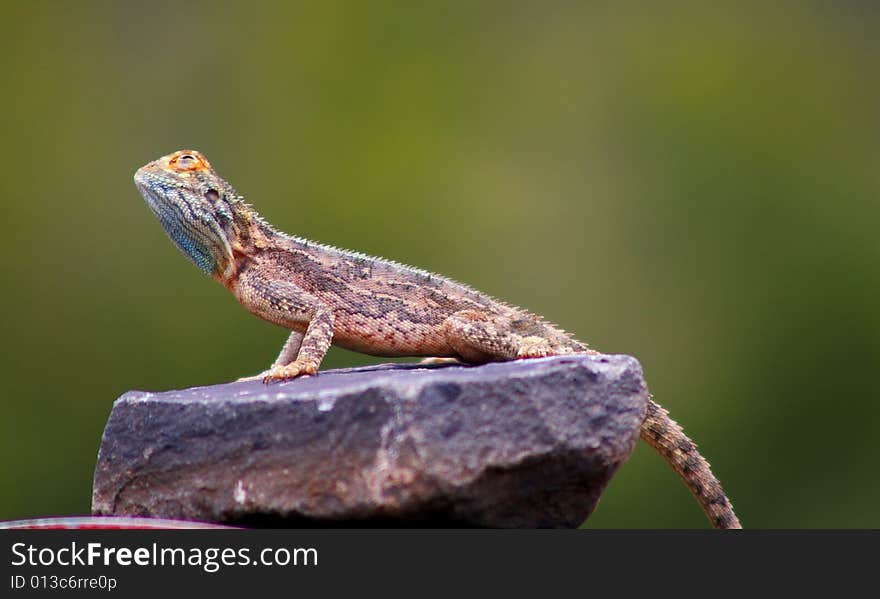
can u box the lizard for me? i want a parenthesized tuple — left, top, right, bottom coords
(134, 149, 742, 529)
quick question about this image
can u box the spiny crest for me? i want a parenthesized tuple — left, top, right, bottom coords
(278, 230, 585, 347)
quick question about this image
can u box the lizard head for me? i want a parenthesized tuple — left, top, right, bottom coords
(134, 150, 239, 279)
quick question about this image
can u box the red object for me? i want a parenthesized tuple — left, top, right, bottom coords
(0, 516, 234, 529)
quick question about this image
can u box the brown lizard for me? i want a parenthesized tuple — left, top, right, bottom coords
(134, 149, 742, 529)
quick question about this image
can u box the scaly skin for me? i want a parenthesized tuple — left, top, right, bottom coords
(134, 149, 742, 529)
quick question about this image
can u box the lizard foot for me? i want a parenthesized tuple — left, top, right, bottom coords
(418, 357, 461, 365)
(262, 360, 319, 384)
(515, 336, 555, 359)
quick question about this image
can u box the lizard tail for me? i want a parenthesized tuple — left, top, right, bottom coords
(640, 398, 742, 529)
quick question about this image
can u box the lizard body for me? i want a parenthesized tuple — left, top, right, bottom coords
(135, 149, 741, 529)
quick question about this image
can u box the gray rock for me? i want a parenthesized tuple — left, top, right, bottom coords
(92, 354, 648, 528)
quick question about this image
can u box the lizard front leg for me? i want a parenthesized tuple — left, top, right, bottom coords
(236, 330, 303, 382)
(271, 330, 306, 369)
(234, 272, 335, 383)
(264, 308, 334, 382)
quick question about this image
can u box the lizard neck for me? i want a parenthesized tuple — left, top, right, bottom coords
(213, 201, 280, 286)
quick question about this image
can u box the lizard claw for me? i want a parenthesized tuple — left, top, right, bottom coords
(236, 371, 271, 382)
(261, 360, 318, 384)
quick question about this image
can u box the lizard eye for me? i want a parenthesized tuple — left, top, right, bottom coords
(171, 153, 203, 171)
(205, 188, 220, 203)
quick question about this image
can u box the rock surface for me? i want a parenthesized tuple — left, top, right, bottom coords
(92, 355, 648, 528)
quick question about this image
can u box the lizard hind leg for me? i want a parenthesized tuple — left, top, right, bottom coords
(441, 309, 553, 363)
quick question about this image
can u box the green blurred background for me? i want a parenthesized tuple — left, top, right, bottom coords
(1, 1, 878, 528)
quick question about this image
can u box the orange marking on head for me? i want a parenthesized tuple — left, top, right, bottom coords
(168, 150, 212, 173)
